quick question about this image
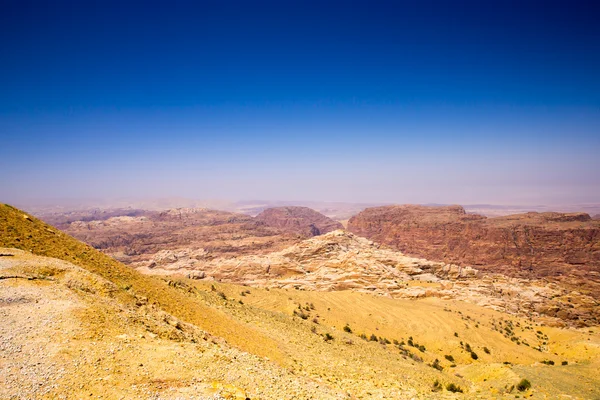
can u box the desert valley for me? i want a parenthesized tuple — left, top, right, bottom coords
(2, 1, 599, 398)
(2, 202, 600, 399)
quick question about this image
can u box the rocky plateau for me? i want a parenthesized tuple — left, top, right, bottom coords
(348, 205, 600, 300)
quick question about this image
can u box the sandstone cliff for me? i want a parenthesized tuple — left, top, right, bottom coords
(348, 205, 600, 296)
(255, 206, 343, 236)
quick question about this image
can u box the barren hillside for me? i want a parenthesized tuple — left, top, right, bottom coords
(2, 204, 600, 398)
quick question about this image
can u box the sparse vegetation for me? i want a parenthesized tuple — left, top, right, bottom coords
(2, 204, 597, 399)
(429, 358, 443, 371)
(516, 379, 531, 392)
(379, 337, 391, 345)
(293, 309, 309, 320)
(446, 383, 463, 393)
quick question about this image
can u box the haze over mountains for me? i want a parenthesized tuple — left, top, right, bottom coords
(19, 197, 600, 220)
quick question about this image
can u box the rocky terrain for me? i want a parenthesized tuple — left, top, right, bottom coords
(36, 204, 600, 327)
(137, 230, 599, 327)
(48, 207, 305, 265)
(254, 206, 344, 236)
(2, 203, 600, 399)
(348, 205, 600, 298)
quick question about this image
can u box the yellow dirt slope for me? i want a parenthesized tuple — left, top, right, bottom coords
(0, 203, 283, 362)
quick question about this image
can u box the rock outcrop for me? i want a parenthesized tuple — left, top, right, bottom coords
(348, 205, 600, 298)
(255, 206, 343, 236)
(56, 207, 303, 265)
(135, 229, 599, 326)
(137, 230, 478, 289)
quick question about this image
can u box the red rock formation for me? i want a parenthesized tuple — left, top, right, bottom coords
(348, 205, 600, 298)
(255, 206, 343, 236)
(53, 208, 302, 264)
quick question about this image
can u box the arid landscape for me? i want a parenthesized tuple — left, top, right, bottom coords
(2, 1, 600, 399)
(2, 202, 600, 398)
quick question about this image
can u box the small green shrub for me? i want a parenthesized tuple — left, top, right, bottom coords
(483, 346, 491, 354)
(343, 324, 352, 333)
(430, 359, 443, 371)
(369, 334, 378, 342)
(470, 351, 478, 360)
(323, 333, 334, 342)
(432, 380, 442, 392)
(446, 383, 463, 393)
(444, 355, 455, 362)
(379, 337, 391, 345)
(293, 309, 309, 319)
(516, 379, 531, 392)
(562, 361, 568, 366)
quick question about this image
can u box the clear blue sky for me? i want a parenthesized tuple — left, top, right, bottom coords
(1, 0, 599, 206)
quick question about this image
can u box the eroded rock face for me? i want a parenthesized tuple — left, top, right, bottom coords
(135, 230, 599, 327)
(54, 208, 303, 265)
(136, 230, 479, 290)
(255, 206, 343, 236)
(347, 205, 600, 298)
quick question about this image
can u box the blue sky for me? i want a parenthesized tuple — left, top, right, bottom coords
(1, 0, 599, 206)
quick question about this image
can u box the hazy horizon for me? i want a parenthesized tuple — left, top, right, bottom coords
(2, 1, 599, 207)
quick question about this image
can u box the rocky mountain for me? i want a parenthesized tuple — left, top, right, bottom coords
(3, 203, 600, 398)
(50, 207, 303, 264)
(43, 206, 344, 268)
(255, 206, 344, 236)
(348, 205, 600, 296)
(137, 230, 478, 289)
(137, 230, 599, 327)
